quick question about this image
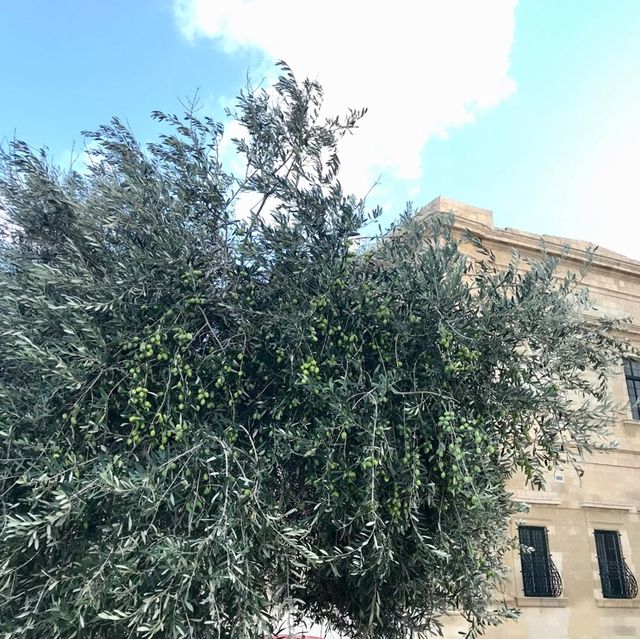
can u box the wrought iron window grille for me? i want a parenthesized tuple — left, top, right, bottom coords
(594, 530, 638, 599)
(518, 525, 563, 598)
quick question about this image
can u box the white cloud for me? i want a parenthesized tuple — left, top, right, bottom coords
(217, 118, 249, 179)
(55, 139, 101, 176)
(0, 201, 18, 242)
(174, 0, 518, 197)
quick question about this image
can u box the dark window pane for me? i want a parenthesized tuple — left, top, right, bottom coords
(623, 359, 640, 420)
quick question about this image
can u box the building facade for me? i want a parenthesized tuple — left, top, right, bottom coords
(422, 197, 640, 639)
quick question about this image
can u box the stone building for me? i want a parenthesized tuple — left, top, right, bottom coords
(422, 197, 640, 639)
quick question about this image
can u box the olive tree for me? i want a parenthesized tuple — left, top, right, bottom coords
(0, 65, 627, 638)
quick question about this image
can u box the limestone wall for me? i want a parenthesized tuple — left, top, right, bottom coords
(420, 197, 640, 639)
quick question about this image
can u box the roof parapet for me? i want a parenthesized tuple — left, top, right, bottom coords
(415, 195, 640, 278)
(417, 196, 494, 228)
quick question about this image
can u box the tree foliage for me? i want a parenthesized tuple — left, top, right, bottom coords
(0, 65, 628, 638)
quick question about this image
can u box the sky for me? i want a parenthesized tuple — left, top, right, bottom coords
(1, 0, 639, 258)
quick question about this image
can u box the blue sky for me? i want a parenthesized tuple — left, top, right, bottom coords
(1, 1, 639, 257)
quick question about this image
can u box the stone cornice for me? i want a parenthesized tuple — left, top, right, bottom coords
(417, 196, 640, 280)
(580, 501, 636, 512)
(511, 489, 561, 506)
(415, 197, 640, 338)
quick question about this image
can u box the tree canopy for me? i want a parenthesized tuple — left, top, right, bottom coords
(0, 65, 628, 639)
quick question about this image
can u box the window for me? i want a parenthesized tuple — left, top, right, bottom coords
(594, 530, 638, 599)
(624, 358, 640, 419)
(518, 525, 563, 597)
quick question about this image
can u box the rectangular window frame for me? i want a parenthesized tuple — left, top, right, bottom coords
(624, 358, 640, 420)
(594, 529, 638, 599)
(518, 525, 562, 598)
